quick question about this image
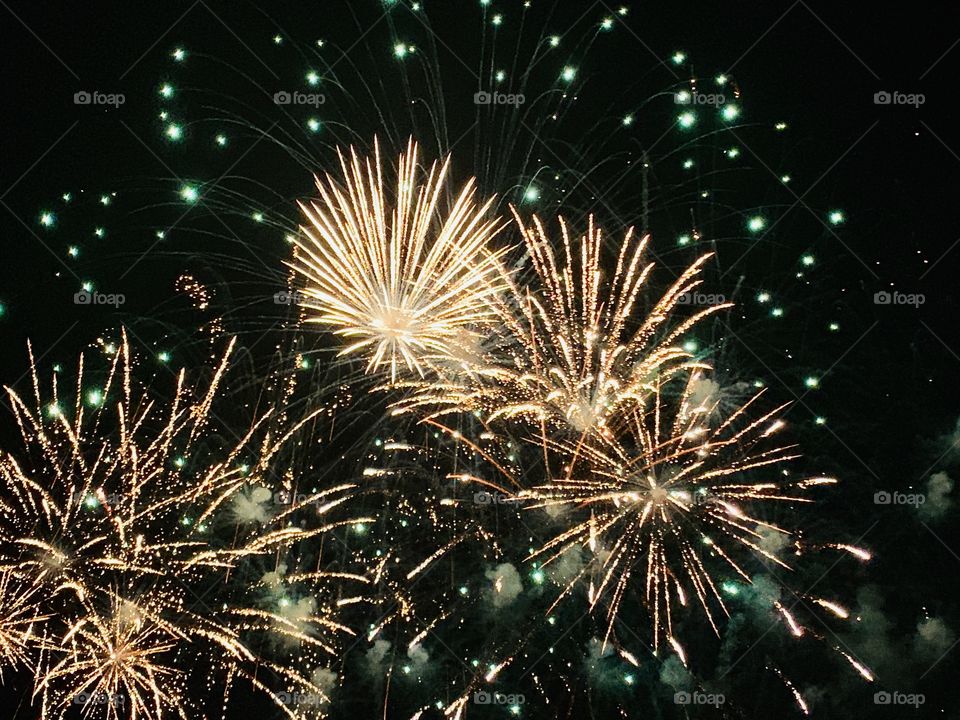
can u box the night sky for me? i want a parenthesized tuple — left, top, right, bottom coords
(0, 2, 958, 718)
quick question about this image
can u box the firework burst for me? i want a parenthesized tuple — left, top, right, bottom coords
(290, 139, 508, 382)
(0, 332, 369, 718)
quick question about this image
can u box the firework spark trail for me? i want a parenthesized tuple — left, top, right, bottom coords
(395, 211, 732, 461)
(289, 138, 508, 382)
(0, 331, 367, 719)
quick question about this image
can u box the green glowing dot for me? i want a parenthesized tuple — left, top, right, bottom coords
(39, 211, 56, 228)
(67, 246, 79, 258)
(394, 43, 408, 58)
(157, 351, 172, 363)
(802, 254, 815, 266)
(156, 230, 166, 239)
(523, 186, 540, 202)
(354, 523, 367, 534)
(675, 89, 691, 103)
(531, 569, 545, 584)
(617, 6, 628, 15)
(172, 47, 186, 62)
(459, 585, 468, 595)
(672, 51, 686, 65)
(715, 74, 728, 85)
(722, 581, 740, 596)
(159, 83, 174, 98)
(99, 194, 112, 206)
(165, 123, 183, 141)
(306, 71, 320, 86)
(159, 111, 168, 120)
(84, 494, 99, 509)
(62, 193, 72, 202)
(622, 114, 634, 126)
(726, 147, 740, 159)
(0, 302, 5, 319)
(771, 307, 784, 318)
(683, 340, 698, 353)
(491, 13, 502, 25)
(509, 705, 521, 716)
(86, 389, 103, 407)
(273, 34, 283, 45)
(804, 376, 819, 389)
(82, 281, 93, 292)
(781, 174, 792, 184)
(601, 17, 614, 30)
(747, 216, 766, 233)
(94, 227, 105, 238)
(775, 122, 788, 131)
(179, 185, 199, 203)
(721, 104, 740, 121)
(174, 456, 186, 468)
(757, 291, 771, 303)
(495, 70, 506, 82)
(251, 212, 264, 223)
(815, 416, 827, 425)
(677, 234, 691, 246)
(828, 210, 845, 225)
(677, 111, 696, 129)
(307, 118, 322, 133)
(46, 403, 62, 418)
(215, 134, 227, 147)
(561, 66, 576, 82)
(548, 35, 560, 47)
(828, 322, 839, 331)
(624, 674, 635, 685)
(683, 158, 695, 169)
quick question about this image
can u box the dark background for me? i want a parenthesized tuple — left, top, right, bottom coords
(1, 1, 958, 717)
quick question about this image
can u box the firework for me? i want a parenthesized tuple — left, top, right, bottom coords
(289, 139, 508, 382)
(395, 211, 731, 446)
(0, 332, 368, 718)
(522, 370, 820, 649)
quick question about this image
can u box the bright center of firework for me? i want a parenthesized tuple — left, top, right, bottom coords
(721, 104, 740, 121)
(677, 111, 696, 129)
